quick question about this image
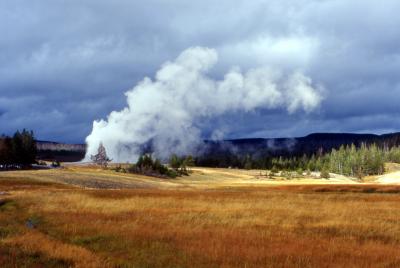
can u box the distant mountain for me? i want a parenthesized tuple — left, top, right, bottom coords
(196, 132, 400, 167)
(211, 132, 400, 155)
(36, 132, 400, 163)
(36, 140, 86, 152)
(36, 140, 86, 162)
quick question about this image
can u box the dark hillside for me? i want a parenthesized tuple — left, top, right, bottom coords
(36, 141, 86, 162)
(33, 132, 400, 163)
(196, 132, 400, 167)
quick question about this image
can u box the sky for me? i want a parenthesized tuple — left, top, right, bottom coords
(1, 0, 400, 143)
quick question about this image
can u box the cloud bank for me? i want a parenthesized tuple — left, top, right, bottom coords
(85, 47, 322, 162)
(1, 1, 400, 142)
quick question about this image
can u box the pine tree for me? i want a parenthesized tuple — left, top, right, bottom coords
(244, 155, 253, 170)
(169, 154, 182, 170)
(91, 142, 111, 167)
(0, 136, 13, 169)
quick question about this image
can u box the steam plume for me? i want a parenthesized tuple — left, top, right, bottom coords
(85, 47, 322, 162)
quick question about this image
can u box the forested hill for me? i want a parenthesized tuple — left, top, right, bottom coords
(197, 132, 400, 166)
(284, 132, 400, 155)
(35, 132, 400, 163)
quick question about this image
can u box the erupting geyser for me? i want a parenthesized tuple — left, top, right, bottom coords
(85, 47, 323, 162)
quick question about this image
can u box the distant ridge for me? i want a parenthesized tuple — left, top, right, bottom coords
(36, 140, 86, 162)
(36, 132, 400, 162)
(197, 132, 400, 166)
(36, 140, 86, 152)
(207, 132, 400, 154)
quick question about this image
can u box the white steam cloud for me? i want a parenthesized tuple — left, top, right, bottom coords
(85, 47, 322, 162)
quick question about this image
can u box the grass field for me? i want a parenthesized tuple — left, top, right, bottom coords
(1, 166, 400, 267)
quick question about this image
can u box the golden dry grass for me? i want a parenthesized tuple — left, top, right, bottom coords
(1, 167, 400, 267)
(0, 165, 361, 191)
(4, 230, 107, 268)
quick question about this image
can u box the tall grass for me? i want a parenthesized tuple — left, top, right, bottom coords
(1, 181, 400, 267)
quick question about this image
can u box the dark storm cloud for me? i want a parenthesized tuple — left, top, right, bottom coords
(1, 0, 400, 142)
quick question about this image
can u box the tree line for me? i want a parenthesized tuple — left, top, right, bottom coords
(203, 143, 400, 179)
(92, 140, 400, 179)
(267, 144, 387, 179)
(110, 154, 195, 178)
(0, 130, 37, 170)
(91, 143, 195, 178)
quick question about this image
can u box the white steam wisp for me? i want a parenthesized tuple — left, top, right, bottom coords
(85, 47, 322, 162)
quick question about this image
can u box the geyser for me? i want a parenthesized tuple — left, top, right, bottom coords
(85, 47, 323, 162)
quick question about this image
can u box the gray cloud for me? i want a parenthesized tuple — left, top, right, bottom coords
(1, 0, 400, 142)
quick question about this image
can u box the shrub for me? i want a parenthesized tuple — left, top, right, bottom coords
(115, 154, 180, 179)
(166, 169, 178, 178)
(320, 169, 330, 179)
(270, 166, 279, 174)
(168, 154, 194, 176)
(37, 161, 47, 166)
(51, 161, 61, 168)
(113, 165, 125, 173)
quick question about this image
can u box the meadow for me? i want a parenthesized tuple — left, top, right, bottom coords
(0, 166, 400, 267)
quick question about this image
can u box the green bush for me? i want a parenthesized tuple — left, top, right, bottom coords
(166, 169, 178, 178)
(113, 154, 183, 178)
(51, 160, 60, 168)
(320, 169, 330, 179)
(271, 166, 279, 173)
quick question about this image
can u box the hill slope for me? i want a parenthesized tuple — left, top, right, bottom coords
(35, 132, 400, 162)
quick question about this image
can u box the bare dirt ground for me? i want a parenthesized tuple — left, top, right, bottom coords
(376, 174, 400, 184)
(376, 163, 400, 184)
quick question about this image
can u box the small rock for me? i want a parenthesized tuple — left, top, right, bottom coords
(0, 191, 9, 196)
(26, 219, 36, 229)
